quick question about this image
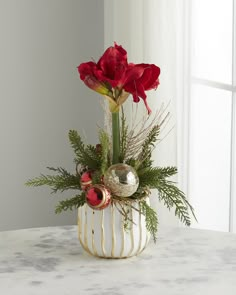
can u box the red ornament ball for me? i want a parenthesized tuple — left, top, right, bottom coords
(86, 184, 111, 210)
(80, 171, 92, 191)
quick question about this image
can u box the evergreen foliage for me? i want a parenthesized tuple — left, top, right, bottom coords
(26, 117, 196, 243)
(25, 167, 81, 193)
(55, 193, 86, 214)
(138, 166, 177, 187)
(137, 124, 160, 169)
(98, 129, 111, 174)
(124, 157, 140, 171)
(157, 180, 196, 226)
(68, 130, 100, 169)
(140, 200, 158, 243)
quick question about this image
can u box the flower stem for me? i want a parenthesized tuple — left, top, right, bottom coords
(112, 111, 120, 164)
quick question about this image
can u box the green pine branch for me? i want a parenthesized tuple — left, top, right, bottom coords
(91, 169, 102, 185)
(68, 129, 85, 156)
(140, 200, 158, 243)
(125, 157, 140, 171)
(137, 125, 160, 169)
(138, 166, 178, 187)
(157, 180, 197, 226)
(85, 144, 102, 169)
(55, 193, 86, 214)
(68, 130, 100, 170)
(136, 165, 196, 227)
(25, 167, 81, 193)
(153, 166, 178, 178)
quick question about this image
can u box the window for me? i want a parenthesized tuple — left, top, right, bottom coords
(187, 0, 236, 232)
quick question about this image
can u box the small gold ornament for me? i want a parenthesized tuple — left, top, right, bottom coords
(103, 164, 139, 197)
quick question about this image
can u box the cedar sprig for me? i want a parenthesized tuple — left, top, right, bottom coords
(138, 166, 177, 187)
(140, 200, 158, 243)
(137, 124, 160, 169)
(157, 180, 197, 226)
(25, 167, 81, 193)
(55, 193, 86, 214)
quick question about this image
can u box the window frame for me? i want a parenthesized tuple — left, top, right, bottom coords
(181, 0, 236, 232)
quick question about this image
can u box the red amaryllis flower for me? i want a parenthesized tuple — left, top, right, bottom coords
(122, 63, 160, 114)
(77, 43, 161, 114)
(78, 43, 128, 92)
(77, 62, 112, 96)
(95, 42, 128, 88)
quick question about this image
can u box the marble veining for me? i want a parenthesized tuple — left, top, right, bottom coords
(0, 225, 236, 294)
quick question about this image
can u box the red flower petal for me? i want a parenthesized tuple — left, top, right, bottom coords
(77, 63, 111, 95)
(77, 62, 97, 80)
(96, 43, 128, 88)
(77, 43, 161, 114)
(139, 64, 160, 90)
(123, 64, 160, 113)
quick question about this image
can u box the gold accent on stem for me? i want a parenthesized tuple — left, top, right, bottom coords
(91, 210, 98, 256)
(111, 205, 116, 257)
(103, 94, 120, 113)
(116, 91, 130, 107)
(127, 207, 134, 257)
(101, 209, 106, 257)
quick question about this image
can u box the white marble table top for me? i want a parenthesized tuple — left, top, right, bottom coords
(0, 225, 236, 295)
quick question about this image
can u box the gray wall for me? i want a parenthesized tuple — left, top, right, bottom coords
(0, 0, 104, 230)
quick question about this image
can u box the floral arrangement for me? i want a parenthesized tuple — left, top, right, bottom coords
(26, 43, 195, 242)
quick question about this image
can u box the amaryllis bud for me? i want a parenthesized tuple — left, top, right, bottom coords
(83, 76, 112, 96)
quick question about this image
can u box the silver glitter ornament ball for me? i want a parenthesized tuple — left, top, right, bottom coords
(104, 164, 139, 197)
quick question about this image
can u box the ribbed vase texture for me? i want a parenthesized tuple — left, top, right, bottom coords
(78, 199, 150, 258)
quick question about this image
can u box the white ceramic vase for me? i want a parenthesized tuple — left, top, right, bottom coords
(77, 199, 150, 258)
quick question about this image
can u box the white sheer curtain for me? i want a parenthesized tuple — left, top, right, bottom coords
(104, 0, 185, 226)
(104, 0, 236, 232)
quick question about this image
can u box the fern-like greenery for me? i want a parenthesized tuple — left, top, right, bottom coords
(157, 180, 196, 226)
(138, 166, 178, 187)
(68, 130, 101, 170)
(55, 193, 86, 214)
(25, 167, 81, 193)
(136, 166, 196, 227)
(137, 124, 160, 169)
(140, 200, 158, 242)
(26, 120, 196, 243)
